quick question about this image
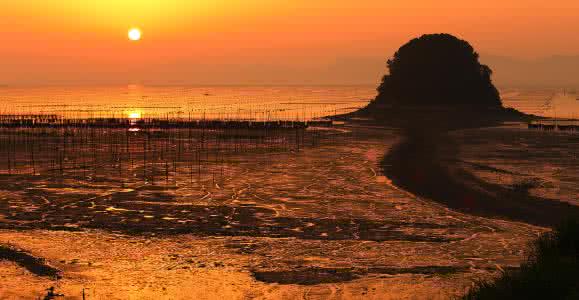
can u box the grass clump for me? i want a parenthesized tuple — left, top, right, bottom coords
(464, 218, 579, 300)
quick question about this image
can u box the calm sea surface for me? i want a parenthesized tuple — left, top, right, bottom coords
(1, 85, 578, 120)
(0, 86, 374, 121)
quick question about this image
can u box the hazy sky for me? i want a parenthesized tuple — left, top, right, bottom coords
(2, 1, 579, 85)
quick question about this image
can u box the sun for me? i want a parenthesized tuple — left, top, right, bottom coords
(127, 111, 142, 119)
(128, 28, 142, 41)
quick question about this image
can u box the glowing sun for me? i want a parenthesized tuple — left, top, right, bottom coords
(128, 28, 142, 41)
(127, 111, 142, 119)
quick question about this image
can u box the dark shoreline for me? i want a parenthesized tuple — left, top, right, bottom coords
(381, 127, 579, 228)
(0, 245, 61, 278)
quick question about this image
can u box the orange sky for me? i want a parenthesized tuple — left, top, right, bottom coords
(2, 1, 579, 85)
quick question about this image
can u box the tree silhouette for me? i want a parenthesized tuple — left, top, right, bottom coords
(370, 34, 502, 109)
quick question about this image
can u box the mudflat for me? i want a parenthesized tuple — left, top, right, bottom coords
(0, 123, 561, 299)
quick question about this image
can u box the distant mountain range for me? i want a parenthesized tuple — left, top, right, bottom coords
(481, 55, 579, 88)
(1, 55, 577, 88)
(320, 54, 579, 89)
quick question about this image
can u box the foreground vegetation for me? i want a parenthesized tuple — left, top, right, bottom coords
(464, 218, 579, 299)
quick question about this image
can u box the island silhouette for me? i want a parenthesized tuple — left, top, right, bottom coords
(348, 33, 531, 130)
(341, 33, 579, 228)
(371, 33, 501, 109)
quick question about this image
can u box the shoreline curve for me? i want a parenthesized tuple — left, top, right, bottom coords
(382, 128, 579, 228)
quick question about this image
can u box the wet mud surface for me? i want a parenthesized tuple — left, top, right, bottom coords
(383, 126, 579, 228)
(1, 190, 458, 242)
(0, 127, 479, 244)
(0, 124, 559, 299)
(252, 265, 468, 285)
(0, 245, 61, 278)
(453, 127, 579, 207)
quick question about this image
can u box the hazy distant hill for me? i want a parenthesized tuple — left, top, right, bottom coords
(315, 54, 579, 88)
(481, 55, 579, 88)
